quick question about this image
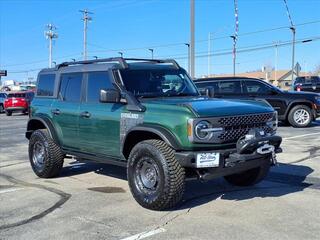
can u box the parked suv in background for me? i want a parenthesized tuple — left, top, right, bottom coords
(0, 92, 7, 113)
(195, 77, 320, 128)
(293, 76, 320, 93)
(4, 91, 34, 116)
(26, 58, 281, 210)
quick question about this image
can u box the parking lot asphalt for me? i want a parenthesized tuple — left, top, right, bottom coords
(1, 114, 320, 240)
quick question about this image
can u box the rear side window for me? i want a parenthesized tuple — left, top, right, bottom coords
(243, 81, 271, 94)
(195, 81, 219, 94)
(295, 76, 320, 85)
(37, 74, 55, 96)
(59, 73, 83, 102)
(86, 71, 113, 102)
(219, 81, 241, 94)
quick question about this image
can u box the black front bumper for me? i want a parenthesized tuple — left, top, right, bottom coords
(175, 135, 282, 181)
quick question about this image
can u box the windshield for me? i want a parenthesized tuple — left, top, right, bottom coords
(120, 69, 199, 98)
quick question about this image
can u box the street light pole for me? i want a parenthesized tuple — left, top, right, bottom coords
(184, 43, 190, 74)
(190, 0, 195, 78)
(118, 52, 123, 58)
(148, 48, 154, 59)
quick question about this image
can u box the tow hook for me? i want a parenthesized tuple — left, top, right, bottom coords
(257, 144, 277, 166)
(271, 150, 277, 166)
(257, 144, 274, 155)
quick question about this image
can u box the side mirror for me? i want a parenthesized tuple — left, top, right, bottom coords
(205, 87, 215, 98)
(100, 89, 121, 103)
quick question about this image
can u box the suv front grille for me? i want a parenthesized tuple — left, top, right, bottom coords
(218, 112, 274, 127)
(212, 112, 274, 143)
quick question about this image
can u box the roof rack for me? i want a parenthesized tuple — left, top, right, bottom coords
(56, 57, 180, 69)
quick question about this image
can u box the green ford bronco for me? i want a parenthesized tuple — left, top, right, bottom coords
(26, 58, 282, 210)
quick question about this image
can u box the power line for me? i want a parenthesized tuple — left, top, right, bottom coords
(174, 36, 320, 60)
(87, 19, 320, 54)
(9, 36, 319, 74)
(156, 36, 319, 59)
(3, 19, 320, 69)
(3, 53, 82, 67)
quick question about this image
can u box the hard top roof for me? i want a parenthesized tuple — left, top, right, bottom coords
(39, 58, 181, 74)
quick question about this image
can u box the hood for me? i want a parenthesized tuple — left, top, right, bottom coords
(141, 97, 273, 117)
(284, 90, 319, 97)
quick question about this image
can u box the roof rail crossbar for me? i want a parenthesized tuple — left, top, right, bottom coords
(56, 57, 180, 69)
(57, 57, 128, 69)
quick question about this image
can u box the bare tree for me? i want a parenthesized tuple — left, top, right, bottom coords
(313, 64, 320, 76)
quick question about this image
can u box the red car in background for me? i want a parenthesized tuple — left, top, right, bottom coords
(4, 91, 35, 116)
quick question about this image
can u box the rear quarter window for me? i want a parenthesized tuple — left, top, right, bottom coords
(37, 74, 56, 96)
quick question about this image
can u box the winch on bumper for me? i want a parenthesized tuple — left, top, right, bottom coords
(175, 129, 282, 181)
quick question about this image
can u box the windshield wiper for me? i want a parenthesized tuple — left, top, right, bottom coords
(166, 92, 198, 97)
(136, 94, 163, 99)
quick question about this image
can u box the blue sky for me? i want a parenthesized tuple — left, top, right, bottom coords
(1, 0, 320, 82)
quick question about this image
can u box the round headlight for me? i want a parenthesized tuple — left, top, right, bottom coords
(195, 121, 213, 140)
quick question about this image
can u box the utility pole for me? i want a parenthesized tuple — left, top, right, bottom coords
(230, 35, 236, 77)
(274, 41, 279, 86)
(283, 0, 295, 82)
(231, 0, 239, 77)
(45, 24, 58, 68)
(184, 43, 190, 74)
(148, 48, 154, 59)
(80, 9, 93, 60)
(207, 32, 212, 76)
(190, 0, 195, 78)
(290, 26, 296, 82)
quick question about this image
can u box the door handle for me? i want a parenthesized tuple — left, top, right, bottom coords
(80, 111, 91, 118)
(51, 109, 61, 115)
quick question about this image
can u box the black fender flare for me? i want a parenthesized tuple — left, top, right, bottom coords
(26, 116, 60, 145)
(124, 124, 182, 151)
(285, 100, 315, 118)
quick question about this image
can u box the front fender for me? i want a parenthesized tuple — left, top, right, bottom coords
(26, 116, 60, 145)
(125, 124, 183, 150)
(285, 100, 315, 118)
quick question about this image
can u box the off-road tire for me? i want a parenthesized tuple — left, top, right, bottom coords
(224, 161, 270, 186)
(5, 110, 12, 116)
(29, 129, 64, 178)
(127, 139, 185, 210)
(288, 105, 312, 128)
